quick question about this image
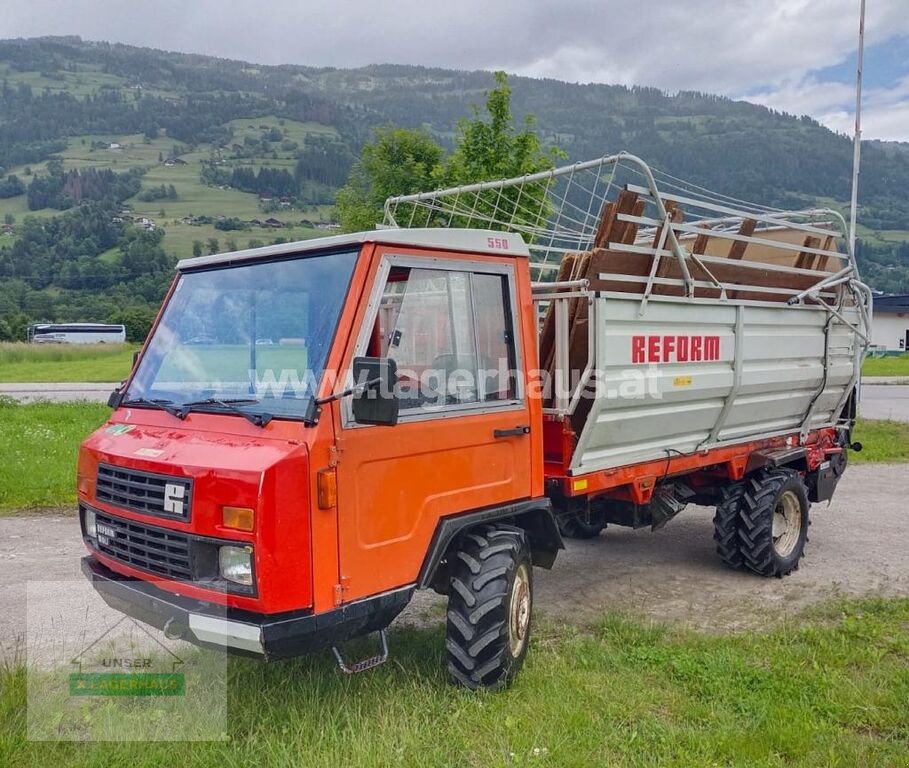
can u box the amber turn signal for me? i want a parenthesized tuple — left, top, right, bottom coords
(222, 506, 255, 531)
(317, 468, 337, 509)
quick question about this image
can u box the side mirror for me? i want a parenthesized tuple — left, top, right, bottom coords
(351, 356, 399, 426)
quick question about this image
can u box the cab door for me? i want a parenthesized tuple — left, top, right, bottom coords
(333, 252, 533, 602)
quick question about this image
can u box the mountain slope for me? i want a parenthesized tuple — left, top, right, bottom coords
(0, 36, 907, 339)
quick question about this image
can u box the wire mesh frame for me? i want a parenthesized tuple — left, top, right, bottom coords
(383, 151, 871, 344)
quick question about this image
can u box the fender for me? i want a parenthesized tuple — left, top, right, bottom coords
(417, 498, 563, 593)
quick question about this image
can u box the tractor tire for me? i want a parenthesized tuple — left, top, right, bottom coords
(557, 509, 606, 539)
(445, 524, 533, 690)
(713, 482, 747, 569)
(737, 468, 809, 577)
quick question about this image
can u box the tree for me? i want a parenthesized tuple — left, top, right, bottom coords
(336, 126, 443, 232)
(207, 238, 220, 255)
(335, 73, 561, 234)
(443, 71, 561, 185)
(107, 306, 158, 343)
(192, 240, 203, 257)
(439, 71, 563, 235)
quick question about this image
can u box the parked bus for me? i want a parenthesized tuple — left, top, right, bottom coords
(28, 323, 127, 344)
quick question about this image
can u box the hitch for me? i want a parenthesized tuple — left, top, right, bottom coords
(331, 630, 389, 674)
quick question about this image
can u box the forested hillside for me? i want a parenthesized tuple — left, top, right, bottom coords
(1, 36, 907, 341)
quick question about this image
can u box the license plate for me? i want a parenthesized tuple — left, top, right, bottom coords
(96, 523, 116, 538)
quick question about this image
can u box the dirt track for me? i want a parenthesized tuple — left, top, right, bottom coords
(2, 463, 907, 662)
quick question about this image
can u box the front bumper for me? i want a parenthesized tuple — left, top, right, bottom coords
(82, 556, 414, 659)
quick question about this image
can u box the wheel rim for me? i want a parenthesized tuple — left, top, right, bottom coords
(508, 563, 531, 657)
(772, 489, 802, 558)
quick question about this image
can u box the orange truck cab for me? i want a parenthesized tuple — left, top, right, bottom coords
(79, 229, 563, 689)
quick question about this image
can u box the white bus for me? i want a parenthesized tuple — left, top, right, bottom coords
(28, 323, 127, 344)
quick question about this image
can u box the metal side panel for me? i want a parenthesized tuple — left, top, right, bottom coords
(569, 296, 860, 475)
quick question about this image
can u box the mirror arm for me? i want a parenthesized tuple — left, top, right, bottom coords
(315, 376, 384, 406)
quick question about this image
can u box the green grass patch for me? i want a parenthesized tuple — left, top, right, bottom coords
(863, 354, 909, 378)
(852, 418, 909, 463)
(0, 343, 136, 383)
(1, 598, 907, 766)
(0, 400, 109, 511)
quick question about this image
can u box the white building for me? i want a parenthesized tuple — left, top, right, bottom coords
(871, 294, 909, 353)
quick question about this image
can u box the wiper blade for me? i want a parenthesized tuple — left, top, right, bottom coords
(122, 397, 186, 420)
(178, 397, 272, 428)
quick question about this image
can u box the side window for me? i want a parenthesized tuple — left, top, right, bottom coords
(366, 265, 518, 411)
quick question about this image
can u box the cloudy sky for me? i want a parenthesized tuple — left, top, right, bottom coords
(6, 0, 909, 141)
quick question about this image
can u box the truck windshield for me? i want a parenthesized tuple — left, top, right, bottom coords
(125, 248, 359, 420)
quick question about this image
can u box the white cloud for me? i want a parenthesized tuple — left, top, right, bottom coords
(3, 0, 908, 140)
(748, 74, 909, 142)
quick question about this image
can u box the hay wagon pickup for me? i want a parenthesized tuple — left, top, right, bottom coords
(78, 153, 870, 689)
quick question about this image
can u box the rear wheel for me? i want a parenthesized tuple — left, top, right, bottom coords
(445, 524, 532, 690)
(713, 482, 747, 569)
(737, 468, 809, 577)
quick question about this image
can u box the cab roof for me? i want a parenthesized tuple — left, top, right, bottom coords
(176, 228, 530, 271)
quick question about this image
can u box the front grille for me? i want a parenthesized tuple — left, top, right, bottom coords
(93, 511, 193, 580)
(96, 464, 192, 520)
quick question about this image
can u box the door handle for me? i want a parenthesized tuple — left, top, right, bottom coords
(494, 426, 530, 438)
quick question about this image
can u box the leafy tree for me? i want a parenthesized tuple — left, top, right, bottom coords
(207, 237, 220, 255)
(0, 174, 25, 199)
(192, 240, 203, 257)
(336, 73, 561, 234)
(438, 71, 563, 235)
(107, 306, 158, 343)
(444, 72, 562, 184)
(336, 126, 443, 232)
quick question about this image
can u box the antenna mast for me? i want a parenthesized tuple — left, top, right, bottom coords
(848, 0, 866, 258)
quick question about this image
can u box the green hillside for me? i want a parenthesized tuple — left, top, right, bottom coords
(1, 35, 908, 341)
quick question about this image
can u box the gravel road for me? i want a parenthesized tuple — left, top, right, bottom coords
(2, 463, 907, 664)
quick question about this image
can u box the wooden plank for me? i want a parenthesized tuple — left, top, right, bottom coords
(728, 218, 756, 259)
(538, 252, 577, 379)
(595, 189, 639, 249)
(816, 235, 835, 271)
(620, 200, 647, 244)
(692, 230, 710, 255)
(794, 235, 821, 270)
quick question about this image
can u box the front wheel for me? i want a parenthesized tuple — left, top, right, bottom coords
(445, 524, 532, 690)
(737, 468, 809, 577)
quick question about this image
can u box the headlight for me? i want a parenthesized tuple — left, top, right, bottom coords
(219, 545, 253, 586)
(83, 507, 97, 538)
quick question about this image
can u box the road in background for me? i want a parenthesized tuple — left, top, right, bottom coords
(2, 381, 907, 419)
(0, 383, 116, 403)
(860, 384, 909, 422)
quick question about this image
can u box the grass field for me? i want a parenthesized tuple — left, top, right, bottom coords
(0, 120, 337, 260)
(0, 395, 905, 514)
(851, 418, 909, 463)
(1, 598, 907, 766)
(0, 343, 136, 383)
(863, 354, 909, 377)
(0, 399, 109, 511)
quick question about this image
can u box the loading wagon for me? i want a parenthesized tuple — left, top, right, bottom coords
(78, 153, 869, 688)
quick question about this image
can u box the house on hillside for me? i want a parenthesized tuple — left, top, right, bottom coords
(264, 218, 283, 228)
(108, 142, 121, 150)
(871, 294, 909, 353)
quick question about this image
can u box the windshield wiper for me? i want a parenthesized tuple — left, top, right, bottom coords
(122, 397, 186, 420)
(178, 398, 273, 428)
